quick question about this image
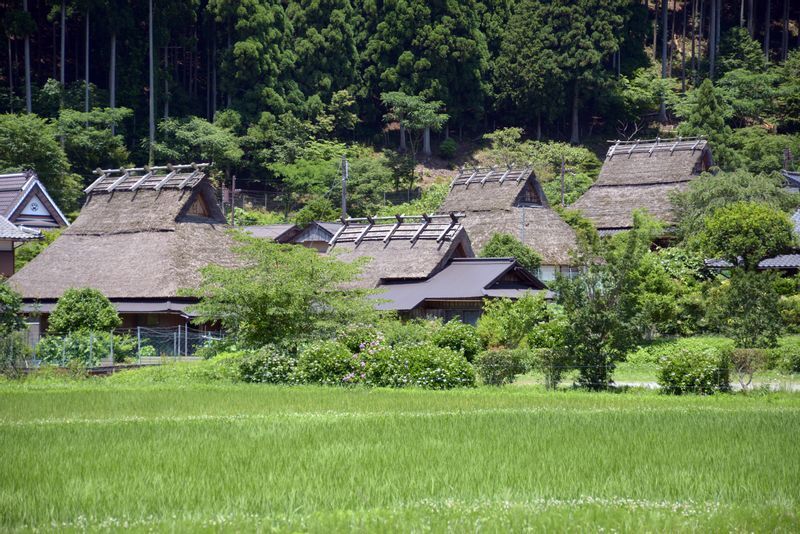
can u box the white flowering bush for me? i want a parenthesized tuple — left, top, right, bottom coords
(238, 345, 298, 384)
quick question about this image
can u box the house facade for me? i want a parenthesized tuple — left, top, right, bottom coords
(0, 216, 41, 277)
(9, 164, 240, 330)
(437, 166, 578, 281)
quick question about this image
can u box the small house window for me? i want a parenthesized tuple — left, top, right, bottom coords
(516, 183, 542, 207)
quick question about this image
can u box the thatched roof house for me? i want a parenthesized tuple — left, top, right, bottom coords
(437, 166, 578, 281)
(0, 171, 69, 230)
(328, 214, 473, 289)
(571, 138, 713, 234)
(244, 224, 300, 243)
(375, 258, 549, 324)
(9, 164, 240, 329)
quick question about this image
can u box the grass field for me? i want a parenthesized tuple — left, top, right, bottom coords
(1, 383, 799, 532)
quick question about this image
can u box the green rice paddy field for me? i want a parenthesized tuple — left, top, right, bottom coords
(1, 384, 799, 532)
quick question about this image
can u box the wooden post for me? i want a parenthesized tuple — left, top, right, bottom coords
(341, 155, 348, 219)
(560, 156, 566, 207)
(230, 174, 236, 226)
(137, 326, 141, 363)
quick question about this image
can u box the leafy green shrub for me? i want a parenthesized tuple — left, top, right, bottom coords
(337, 324, 383, 353)
(766, 336, 800, 373)
(238, 345, 298, 384)
(47, 288, 121, 333)
(379, 319, 441, 348)
(476, 294, 549, 349)
(367, 343, 475, 389)
(779, 295, 800, 333)
(36, 332, 138, 366)
(627, 337, 734, 365)
(431, 320, 483, 361)
(528, 348, 573, 390)
(656, 340, 732, 395)
(474, 349, 527, 386)
(295, 340, 363, 385)
(0, 332, 32, 378)
(193, 337, 235, 360)
(138, 345, 157, 358)
(438, 138, 457, 159)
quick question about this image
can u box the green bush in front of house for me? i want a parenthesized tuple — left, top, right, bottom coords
(366, 343, 476, 389)
(656, 340, 732, 395)
(238, 345, 298, 384)
(431, 320, 484, 361)
(474, 349, 527, 386)
(295, 340, 362, 385)
(36, 332, 138, 366)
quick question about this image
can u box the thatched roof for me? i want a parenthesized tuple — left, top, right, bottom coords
(244, 224, 300, 243)
(438, 167, 577, 265)
(572, 138, 712, 232)
(10, 164, 240, 301)
(328, 214, 473, 288)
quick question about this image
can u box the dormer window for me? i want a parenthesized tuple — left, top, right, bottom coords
(516, 183, 543, 207)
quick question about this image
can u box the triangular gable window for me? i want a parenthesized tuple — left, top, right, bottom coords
(516, 183, 543, 207)
(186, 194, 210, 217)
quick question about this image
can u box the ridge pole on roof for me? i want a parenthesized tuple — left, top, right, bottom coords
(464, 167, 479, 187)
(328, 218, 348, 245)
(608, 139, 620, 158)
(436, 212, 459, 243)
(627, 141, 640, 156)
(178, 163, 199, 189)
(669, 137, 682, 154)
(498, 167, 512, 184)
(131, 166, 153, 191)
(354, 215, 374, 246)
(383, 214, 404, 243)
(410, 214, 431, 244)
(84, 168, 107, 194)
(648, 137, 660, 157)
(154, 164, 177, 190)
(106, 170, 130, 192)
(516, 165, 531, 183)
(481, 166, 497, 186)
(690, 138, 702, 151)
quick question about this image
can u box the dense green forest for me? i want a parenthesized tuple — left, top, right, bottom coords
(0, 0, 798, 215)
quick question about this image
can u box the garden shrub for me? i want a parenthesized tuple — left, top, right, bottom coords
(730, 348, 768, 390)
(431, 319, 483, 361)
(47, 287, 121, 333)
(379, 319, 441, 348)
(627, 337, 734, 365)
(295, 340, 363, 385)
(0, 332, 32, 378)
(105, 352, 246, 385)
(438, 138, 458, 159)
(779, 295, 800, 333)
(194, 337, 235, 360)
(656, 340, 732, 394)
(238, 345, 298, 384)
(474, 349, 527, 386)
(337, 324, 383, 353)
(367, 343, 475, 389)
(766, 336, 800, 373)
(528, 348, 573, 390)
(36, 332, 138, 366)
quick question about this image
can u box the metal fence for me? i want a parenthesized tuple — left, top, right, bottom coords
(2, 326, 224, 369)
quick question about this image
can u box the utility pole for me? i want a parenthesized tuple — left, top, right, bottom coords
(230, 174, 236, 226)
(148, 0, 155, 165)
(341, 154, 348, 219)
(560, 156, 566, 207)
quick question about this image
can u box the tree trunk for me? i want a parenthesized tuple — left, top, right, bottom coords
(682, 0, 687, 92)
(668, 0, 677, 78)
(653, 0, 660, 60)
(148, 0, 155, 165)
(715, 0, 721, 62)
(709, 0, 717, 78)
(570, 83, 580, 145)
(764, 0, 771, 59)
(740, 0, 745, 26)
(226, 30, 231, 108)
(691, 0, 697, 83)
(659, 0, 668, 123)
(7, 38, 13, 113)
(399, 124, 407, 152)
(60, 0, 65, 87)
(211, 19, 217, 117)
(782, 0, 789, 61)
(164, 44, 169, 119)
(110, 32, 116, 135)
(84, 11, 90, 114)
(422, 127, 431, 157)
(536, 112, 542, 141)
(747, 0, 754, 37)
(23, 0, 31, 113)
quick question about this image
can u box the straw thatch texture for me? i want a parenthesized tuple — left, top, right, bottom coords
(438, 167, 576, 265)
(330, 224, 473, 288)
(572, 139, 712, 231)
(10, 175, 239, 301)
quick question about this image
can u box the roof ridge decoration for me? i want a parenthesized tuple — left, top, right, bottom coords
(84, 163, 209, 194)
(330, 213, 465, 246)
(450, 165, 533, 189)
(606, 136, 707, 159)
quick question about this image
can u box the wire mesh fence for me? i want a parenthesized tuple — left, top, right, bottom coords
(1, 326, 224, 369)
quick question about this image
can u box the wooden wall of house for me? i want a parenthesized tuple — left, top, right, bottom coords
(0, 242, 14, 277)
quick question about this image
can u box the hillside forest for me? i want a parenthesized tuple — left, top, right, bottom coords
(0, 0, 798, 219)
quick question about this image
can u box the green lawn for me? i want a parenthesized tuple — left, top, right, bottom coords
(1, 383, 799, 532)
